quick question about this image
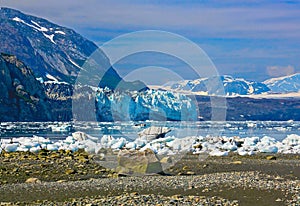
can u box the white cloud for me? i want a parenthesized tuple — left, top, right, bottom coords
(2, 0, 300, 39)
(266, 65, 295, 77)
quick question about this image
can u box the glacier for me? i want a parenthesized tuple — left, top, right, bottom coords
(95, 88, 197, 121)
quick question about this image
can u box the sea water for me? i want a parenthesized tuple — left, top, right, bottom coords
(1, 121, 300, 142)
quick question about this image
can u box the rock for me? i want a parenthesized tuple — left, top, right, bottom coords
(116, 149, 163, 174)
(182, 166, 189, 171)
(160, 156, 172, 164)
(193, 144, 202, 149)
(186, 171, 195, 175)
(0, 54, 53, 121)
(266, 156, 276, 160)
(231, 161, 242, 164)
(25, 178, 41, 184)
(56, 180, 67, 183)
(138, 126, 171, 141)
(65, 169, 77, 175)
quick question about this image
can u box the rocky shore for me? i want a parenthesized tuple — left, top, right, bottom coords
(0, 151, 299, 205)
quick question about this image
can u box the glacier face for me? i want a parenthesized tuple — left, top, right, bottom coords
(95, 88, 197, 121)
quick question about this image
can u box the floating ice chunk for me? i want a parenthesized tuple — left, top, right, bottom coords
(5, 144, 19, 152)
(17, 145, 29, 152)
(237, 148, 248, 156)
(237, 147, 255, 156)
(222, 142, 238, 151)
(65, 136, 75, 144)
(259, 145, 278, 153)
(134, 139, 147, 148)
(47, 144, 59, 151)
(100, 135, 115, 147)
(30, 147, 41, 153)
(157, 147, 174, 156)
(83, 139, 98, 153)
(72, 131, 98, 142)
(111, 138, 126, 150)
(125, 142, 136, 150)
(140, 143, 158, 154)
(150, 136, 175, 144)
(243, 137, 260, 146)
(282, 134, 300, 146)
(247, 122, 256, 128)
(260, 136, 276, 144)
(209, 150, 229, 157)
(167, 136, 197, 152)
(32, 135, 51, 144)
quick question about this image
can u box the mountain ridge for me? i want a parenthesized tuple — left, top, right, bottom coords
(263, 73, 300, 93)
(0, 7, 147, 91)
(163, 74, 300, 96)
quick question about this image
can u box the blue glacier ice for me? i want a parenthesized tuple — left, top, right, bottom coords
(95, 88, 197, 121)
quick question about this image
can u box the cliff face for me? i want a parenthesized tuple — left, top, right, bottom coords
(0, 7, 100, 84)
(0, 53, 53, 121)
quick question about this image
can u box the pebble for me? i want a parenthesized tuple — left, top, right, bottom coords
(266, 156, 277, 160)
(0, 171, 298, 205)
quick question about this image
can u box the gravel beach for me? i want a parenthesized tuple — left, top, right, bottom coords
(0, 151, 299, 205)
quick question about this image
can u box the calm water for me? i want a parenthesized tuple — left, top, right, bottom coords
(1, 121, 300, 142)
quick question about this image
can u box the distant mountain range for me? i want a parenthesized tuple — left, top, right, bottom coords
(263, 73, 300, 93)
(165, 74, 300, 96)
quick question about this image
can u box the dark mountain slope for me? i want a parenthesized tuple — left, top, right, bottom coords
(0, 53, 53, 121)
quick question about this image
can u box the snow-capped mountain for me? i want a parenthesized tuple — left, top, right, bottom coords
(0, 7, 100, 84)
(169, 75, 270, 96)
(0, 7, 147, 91)
(0, 7, 146, 90)
(264, 73, 300, 93)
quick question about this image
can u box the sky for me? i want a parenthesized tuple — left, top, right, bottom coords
(1, 0, 300, 83)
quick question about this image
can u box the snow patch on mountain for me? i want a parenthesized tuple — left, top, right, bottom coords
(30, 20, 49, 32)
(44, 73, 68, 84)
(13, 16, 58, 44)
(43, 33, 56, 44)
(264, 73, 300, 93)
(54, 30, 65, 35)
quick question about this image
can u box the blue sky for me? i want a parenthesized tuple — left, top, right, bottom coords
(2, 0, 300, 82)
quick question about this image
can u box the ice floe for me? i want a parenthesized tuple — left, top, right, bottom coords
(1, 131, 300, 157)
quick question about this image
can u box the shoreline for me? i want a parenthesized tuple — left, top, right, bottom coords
(0, 151, 299, 205)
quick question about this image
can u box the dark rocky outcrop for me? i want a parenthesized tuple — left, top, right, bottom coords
(0, 53, 53, 121)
